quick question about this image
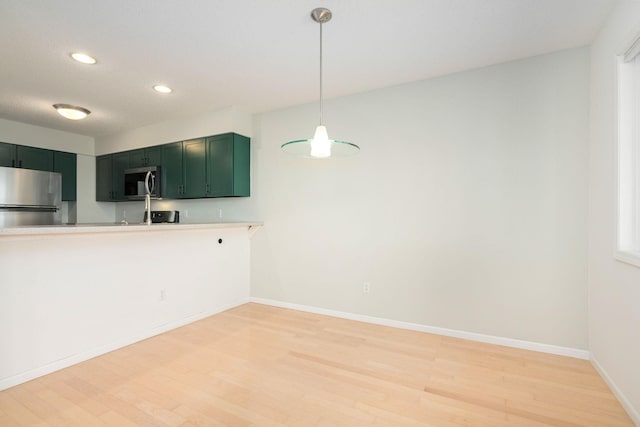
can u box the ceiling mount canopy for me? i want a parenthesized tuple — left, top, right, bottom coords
(281, 7, 360, 159)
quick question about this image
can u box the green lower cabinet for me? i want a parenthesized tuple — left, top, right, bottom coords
(17, 146, 53, 171)
(0, 142, 16, 167)
(206, 133, 250, 197)
(53, 151, 77, 201)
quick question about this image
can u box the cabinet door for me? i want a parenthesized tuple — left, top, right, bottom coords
(128, 149, 146, 168)
(206, 134, 234, 197)
(17, 146, 53, 171)
(53, 151, 77, 201)
(112, 152, 130, 201)
(96, 155, 113, 201)
(183, 138, 206, 198)
(161, 142, 183, 199)
(206, 133, 250, 197)
(0, 142, 16, 167)
(129, 147, 162, 168)
(145, 146, 162, 166)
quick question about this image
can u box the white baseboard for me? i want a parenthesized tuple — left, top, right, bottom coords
(249, 297, 590, 360)
(0, 298, 249, 392)
(591, 355, 640, 426)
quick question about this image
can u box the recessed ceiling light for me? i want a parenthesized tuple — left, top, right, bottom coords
(53, 104, 91, 120)
(153, 85, 172, 94)
(70, 52, 97, 65)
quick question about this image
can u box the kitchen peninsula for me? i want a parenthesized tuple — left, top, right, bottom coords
(0, 221, 261, 391)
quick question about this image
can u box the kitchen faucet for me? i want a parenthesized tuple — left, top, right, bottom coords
(144, 170, 152, 225)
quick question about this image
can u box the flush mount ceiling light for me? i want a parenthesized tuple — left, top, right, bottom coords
(70, 52, 96, 65)
(53, 104, 91, 120)
(281, 8, 359, 158)
(153, 84, 173, 94)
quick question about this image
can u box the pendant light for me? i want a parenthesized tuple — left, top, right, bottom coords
(281, 8, 359, 158)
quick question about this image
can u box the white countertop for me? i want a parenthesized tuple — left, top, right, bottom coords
(0, 221, 263, 237)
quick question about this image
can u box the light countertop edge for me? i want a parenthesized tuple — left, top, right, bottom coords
(0, 221, 264, 237)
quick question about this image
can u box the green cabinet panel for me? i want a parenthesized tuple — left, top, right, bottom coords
(53, 151, 77, 201)
(96, 153, 127, 201)
(129, 146, 162, 168)
(96, 155, 113, 201)
(0, 142, 16, 167)
(161, 142, 184, 198)
(16, 146, 54, 171)
(112, 152, 129, 201)
(183, 138, 207, 198)
(206, 133, 250, 197)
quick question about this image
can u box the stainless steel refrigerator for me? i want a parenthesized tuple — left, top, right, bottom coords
(0, 166, 62, 227)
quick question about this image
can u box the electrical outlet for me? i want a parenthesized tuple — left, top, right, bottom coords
(184, 210, 189, 218)
(159, 289, 166, 301)
(218, 208, 223, 218)
(363, 282, 370, 293)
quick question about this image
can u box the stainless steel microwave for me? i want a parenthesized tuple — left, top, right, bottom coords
(124, 166, 161, 200)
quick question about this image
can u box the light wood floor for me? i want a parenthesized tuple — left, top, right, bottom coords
(0, 303, 633, 426)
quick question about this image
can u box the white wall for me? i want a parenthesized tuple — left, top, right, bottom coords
(95, 106, 252, 155)
(250, 48, 590, 350)
(0, 227, 251, 391)
(588, 1, 640, 423)
(0, 118, 94, 155)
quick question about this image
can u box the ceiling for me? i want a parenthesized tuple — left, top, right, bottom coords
(0, 0, 617, 138)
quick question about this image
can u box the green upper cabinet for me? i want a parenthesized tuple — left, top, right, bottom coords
(98, 132, 250, 201)
(0, 142, 16, 167)
(206, 133, 250, 197)
(161, 141, 184, 198)
(96, 155, 113, 201)
(0, 142, 56, 172)
(53, 151, 77, 201)
(128, 146, 162, 168)
(183, 138, 207, 198)
(112, 152, 129, 201)
(96, 152, 128, 201)
(17, 146, 54, 171)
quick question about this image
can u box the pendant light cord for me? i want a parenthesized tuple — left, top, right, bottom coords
(319, 20, 324, 126)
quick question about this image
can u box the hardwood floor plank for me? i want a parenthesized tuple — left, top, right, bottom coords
(0, 303, 634, 426)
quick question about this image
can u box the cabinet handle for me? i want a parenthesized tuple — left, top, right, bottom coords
(206, 183, 209, 193)
(18, 160, 22, 168)
(11, 159, 15, 167)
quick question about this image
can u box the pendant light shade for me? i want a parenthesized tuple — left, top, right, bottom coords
(281, 8, 359, 158)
